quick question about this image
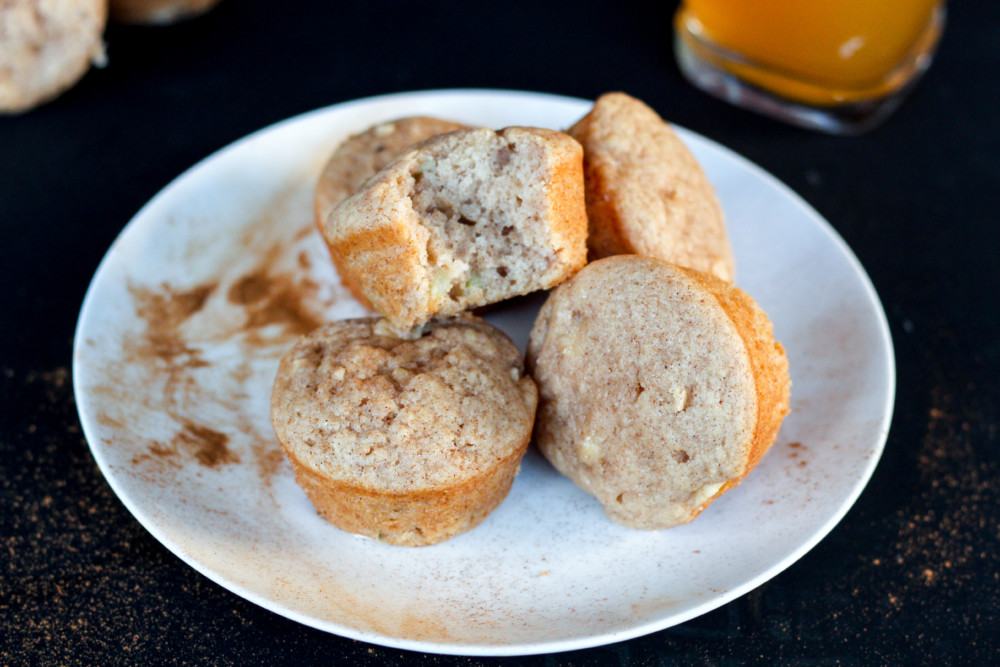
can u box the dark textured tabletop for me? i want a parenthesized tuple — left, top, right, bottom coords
(2, 1, 998, 664)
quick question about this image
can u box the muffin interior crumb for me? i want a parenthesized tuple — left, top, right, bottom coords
(409, 131, 557, 308)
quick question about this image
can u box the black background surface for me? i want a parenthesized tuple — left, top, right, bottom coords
(2, 1, 998, 664)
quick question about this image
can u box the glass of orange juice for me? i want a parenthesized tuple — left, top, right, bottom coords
(674, 0, 946, 134)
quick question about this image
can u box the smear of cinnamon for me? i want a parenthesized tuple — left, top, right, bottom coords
(227, 272, 271, 305)
(174, 419, 239, 468)
(130, 422, 238, 469)
(228, 268, 324, 337)
(129, 282, 218, 368)
(109, 186, 335, 482)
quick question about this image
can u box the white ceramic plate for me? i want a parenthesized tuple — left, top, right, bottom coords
(73, 90, 895, 656)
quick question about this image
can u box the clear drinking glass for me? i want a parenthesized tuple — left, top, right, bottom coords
(674, 0, 946, 134)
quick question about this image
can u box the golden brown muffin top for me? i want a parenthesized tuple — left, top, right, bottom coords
(272, 315, 537, 493)
(569, 92, 735, 282)
(527, 255, 789, 528)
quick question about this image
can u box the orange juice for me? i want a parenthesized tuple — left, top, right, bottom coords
(676, 0, 944, 106)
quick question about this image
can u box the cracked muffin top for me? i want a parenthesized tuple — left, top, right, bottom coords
(271, 314, 537, 493)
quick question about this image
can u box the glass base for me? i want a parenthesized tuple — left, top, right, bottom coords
(674, 5, 946, 135)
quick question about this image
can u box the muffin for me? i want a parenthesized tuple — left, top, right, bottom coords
(526, 255, 790, 529)
(568, 92, 735, 282)
(320, 126, 589, 331)
(0, 0, 107, 114)
(271, 314, 538, 546)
